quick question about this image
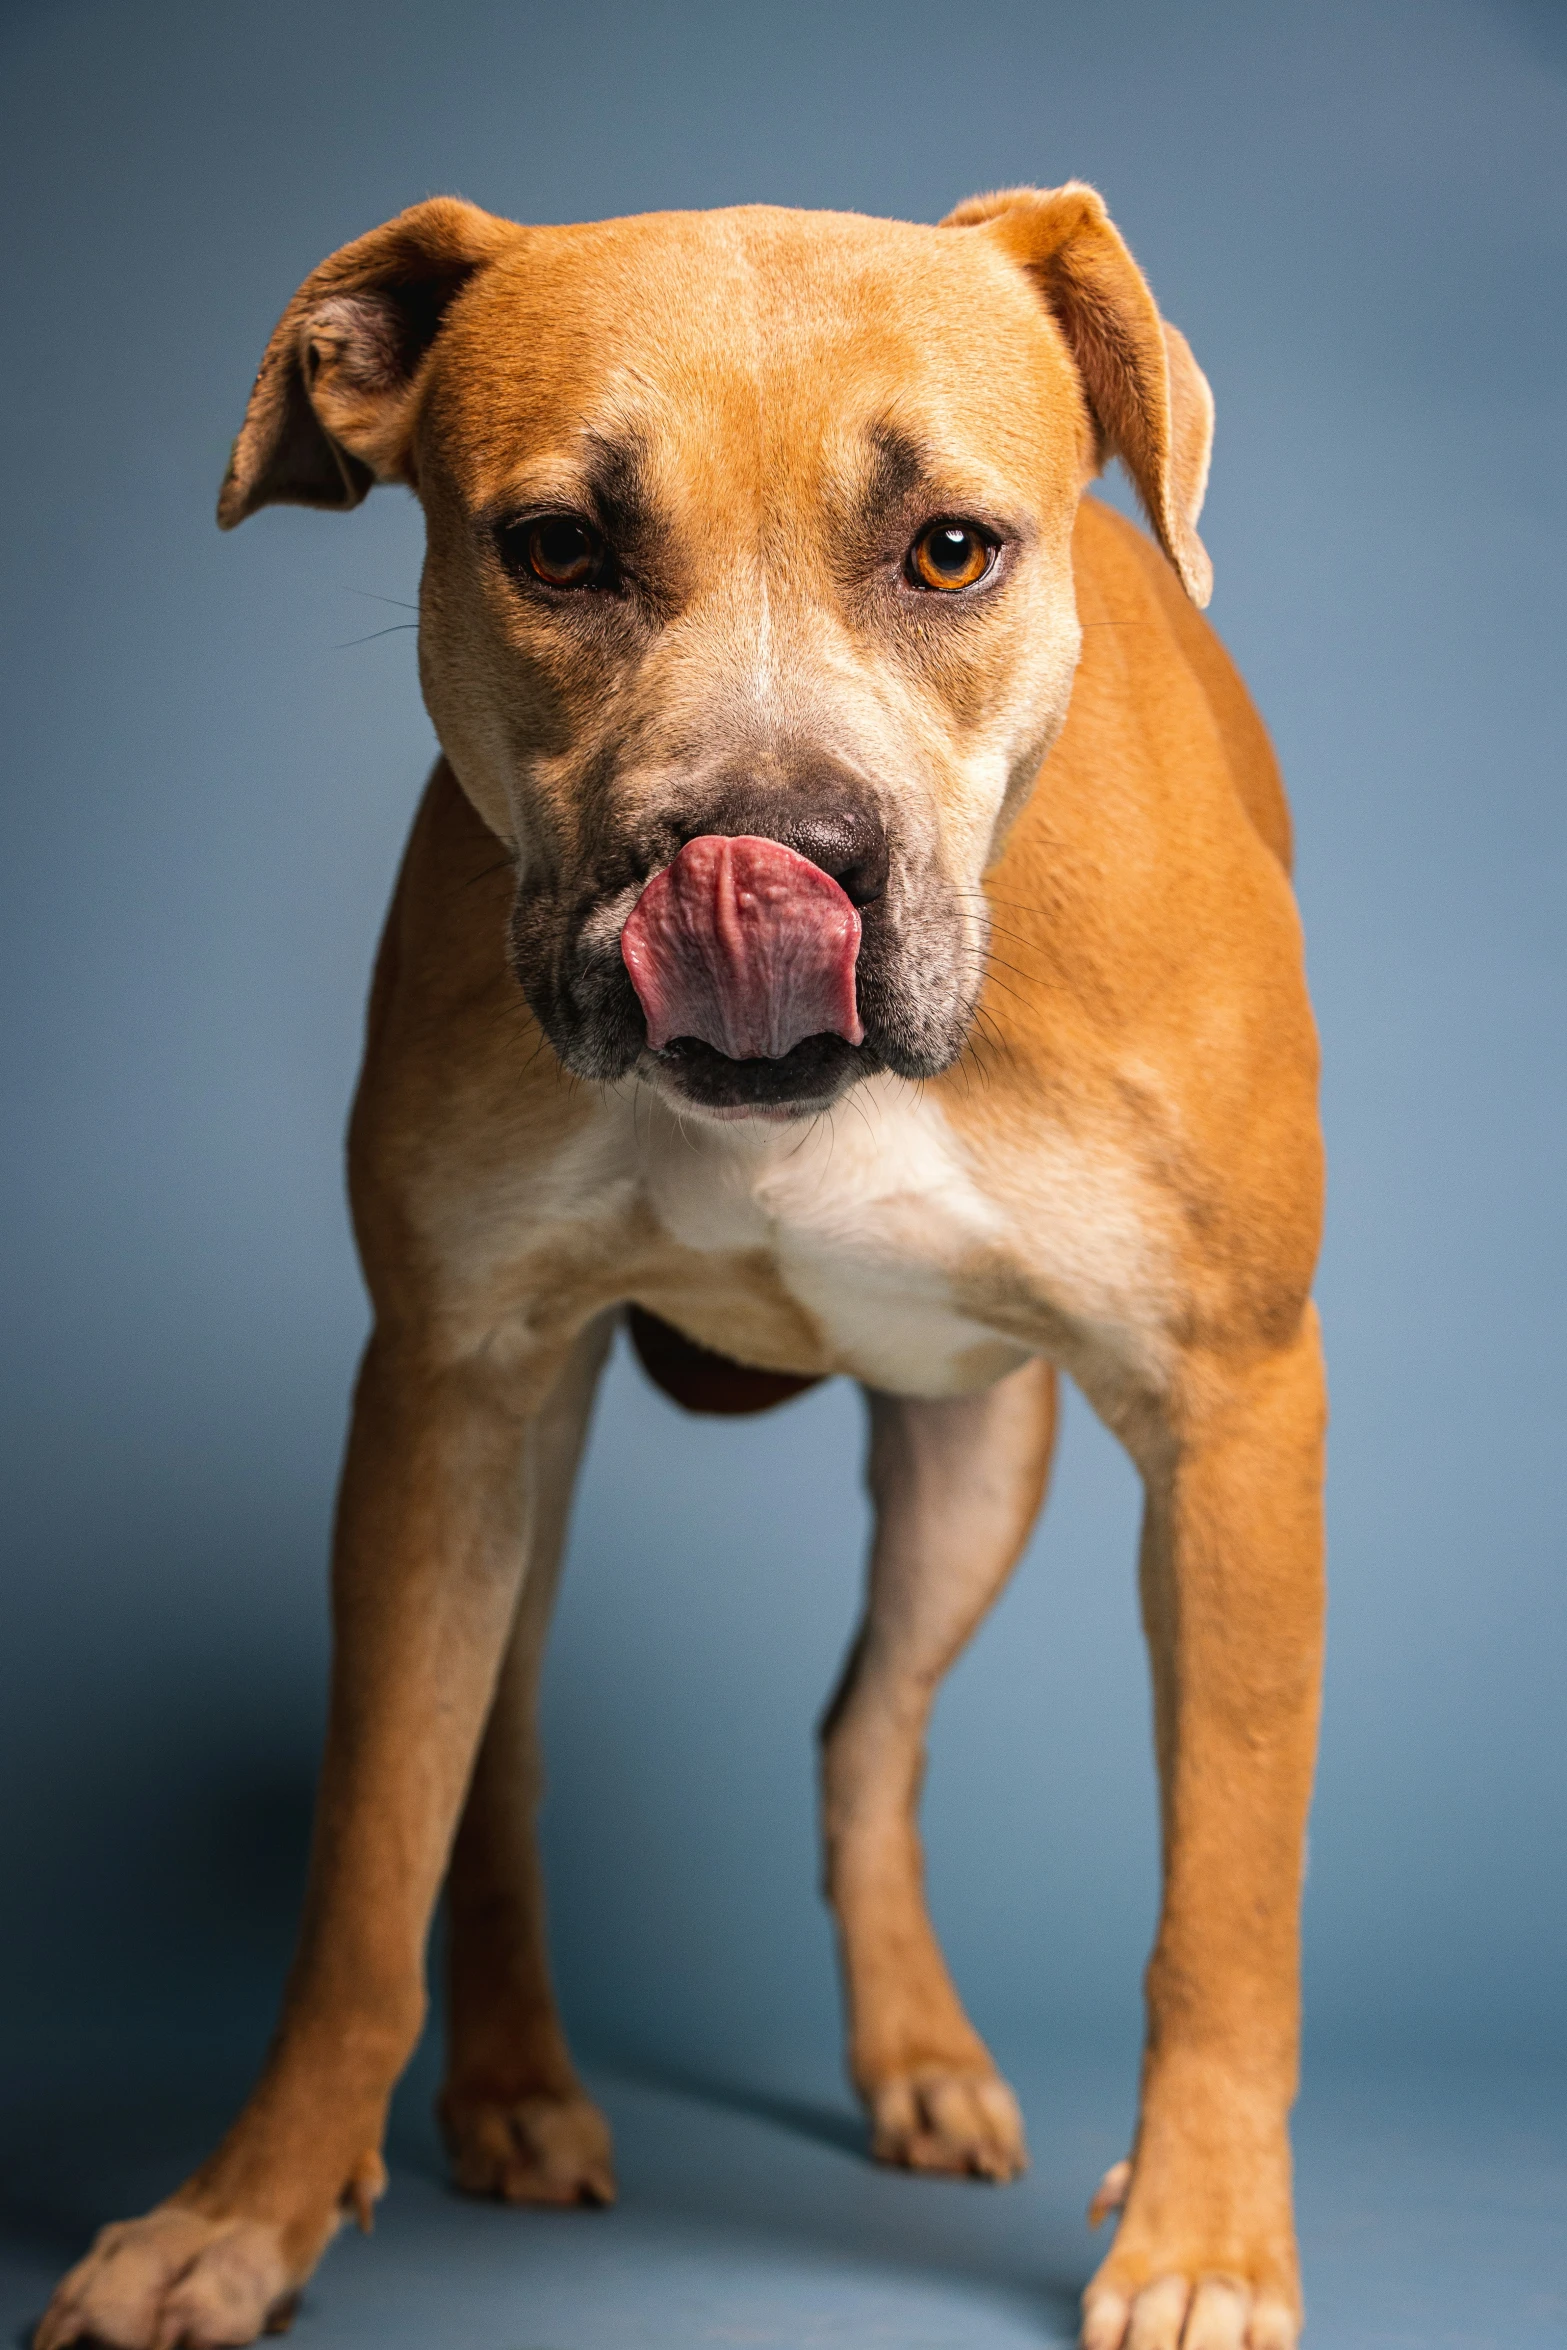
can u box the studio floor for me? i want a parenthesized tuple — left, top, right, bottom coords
(3, 2044, 1561, 2350)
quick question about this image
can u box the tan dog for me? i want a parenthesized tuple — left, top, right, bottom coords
(37, 185, 1324, 2350)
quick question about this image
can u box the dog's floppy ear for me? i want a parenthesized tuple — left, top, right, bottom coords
(943, 182, 1213, 606)
(218, 197, 520, 529)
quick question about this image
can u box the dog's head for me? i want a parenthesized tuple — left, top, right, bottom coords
(222, 189, 1212, 1120)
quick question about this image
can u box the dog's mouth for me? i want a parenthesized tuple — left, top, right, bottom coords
(640, 1029, 867, 1118)
(618, 834, 866, 1118)
(509, 812, 979, 1115)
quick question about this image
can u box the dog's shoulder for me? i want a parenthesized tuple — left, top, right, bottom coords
(1070, 497, 1292, 874)
(347, 762, 613, 1294)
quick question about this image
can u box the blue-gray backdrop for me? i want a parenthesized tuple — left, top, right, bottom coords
(2, 0, 1562, 2138)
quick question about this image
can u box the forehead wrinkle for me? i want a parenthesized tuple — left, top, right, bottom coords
(576, 425, 658, 544)
(480, 427, 661, 524)
(584, 359, 769, 524)
(809, 411, 1022, 558)
(862, 419, 937, 511)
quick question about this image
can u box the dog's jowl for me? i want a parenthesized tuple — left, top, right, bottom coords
(38, 187, 1325, 2350)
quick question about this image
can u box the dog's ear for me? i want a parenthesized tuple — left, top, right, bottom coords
(218, 197, 520, 529)
(943, 182, 1213, 606)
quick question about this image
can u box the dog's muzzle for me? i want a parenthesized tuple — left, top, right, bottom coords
(620, 834, 865, 1062)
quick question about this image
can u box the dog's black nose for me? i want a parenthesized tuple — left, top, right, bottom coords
(694, 772, 889, 907)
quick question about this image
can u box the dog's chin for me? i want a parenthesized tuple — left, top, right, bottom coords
(644, 1031, 869, 1122)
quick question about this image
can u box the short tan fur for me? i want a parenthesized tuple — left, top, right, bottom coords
(40, 186, 1325, 2350)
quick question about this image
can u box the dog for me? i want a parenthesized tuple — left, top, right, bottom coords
(37, 184, 1325, 2350)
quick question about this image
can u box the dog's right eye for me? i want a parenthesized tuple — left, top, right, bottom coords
(499, 516, 605, 590)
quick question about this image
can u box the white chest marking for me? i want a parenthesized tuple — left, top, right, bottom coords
(624, 1075, 1171, 1397)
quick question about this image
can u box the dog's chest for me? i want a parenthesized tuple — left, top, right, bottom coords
(615, 1077, 1170, 1396)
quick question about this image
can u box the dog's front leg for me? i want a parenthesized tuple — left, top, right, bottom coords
(820, 1356, 1058, 2181)
(36, 1323, 591, 2350)
(439, 1313, 616, 2208)
(1082, 1312, 1327, 2350)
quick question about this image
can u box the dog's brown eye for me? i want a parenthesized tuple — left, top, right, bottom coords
(910, 523, 993, 592)
(525, 517, 600, 588)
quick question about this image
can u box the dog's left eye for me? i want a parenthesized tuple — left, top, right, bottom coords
(499, 515, 606, 590)
(908, 522, 996, 593)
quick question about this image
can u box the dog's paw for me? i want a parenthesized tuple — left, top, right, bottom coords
(866, 2066, 1028, 2182)
(33, 2206, 300, 2350)
(1080, 2164, 1300, 2350)
(440, 2086, 616, 2207)
(1081, 2270, 1299, 2350)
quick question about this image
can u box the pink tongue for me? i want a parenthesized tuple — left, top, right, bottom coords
(621, 834, 865, 1061)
